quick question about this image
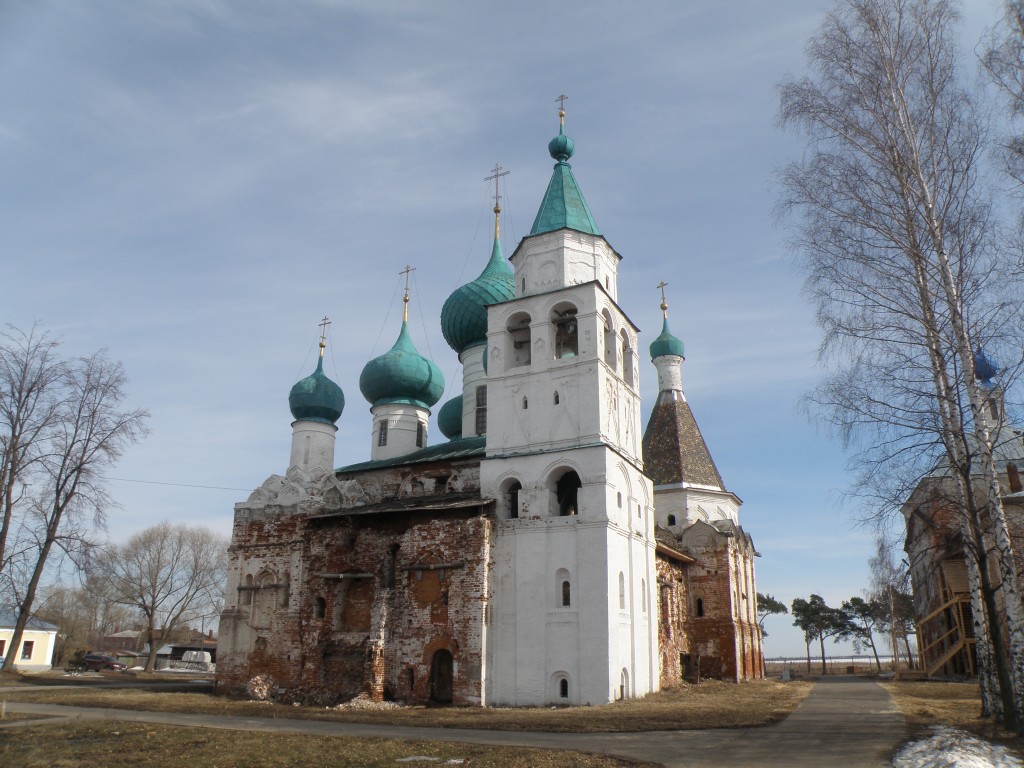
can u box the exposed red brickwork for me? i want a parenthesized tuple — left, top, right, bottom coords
(217, 458, 492, 706)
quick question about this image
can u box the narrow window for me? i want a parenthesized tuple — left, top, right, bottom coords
(315, 597, 326, 619)
(603, 312, 617, 369)
(637, 503, 641, 519)
(507, 481, 521, 519)
(641, 579, 647, 613)
(416, 421, 425, 448)
(560, 678, 569, 698)
(406, 668, 415, 692)
(21, 640, 34, 660)
(475, 386, 487, 435)
(1009, 463, 1022, 493)
(696, 597, 705, 617)
(242, 574, 253, 606)
(522, 396, 528, 409)
(554, 391, 560, 405)
(616, 492, 622, 508)
(378, 421, 388, 446)
(618, 572, 626, 610)
(562, 580, 571, 607)
(621, 330, 635, 387)
(668, 514, 676, 526)
(522, 278, 526, 293)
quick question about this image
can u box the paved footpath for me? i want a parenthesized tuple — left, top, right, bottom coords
(2, 676, 907, 767)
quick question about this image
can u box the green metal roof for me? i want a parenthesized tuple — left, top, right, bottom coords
(288, 357, 345, 424)
(440, 236, 515, 354)
(649, 317, 685, 360)
(359, 320, 444, 409)
(337, 435, 485, 473)
(530, 125, 600, 236)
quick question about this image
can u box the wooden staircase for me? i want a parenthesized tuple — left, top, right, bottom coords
(917, 560, 976, 678)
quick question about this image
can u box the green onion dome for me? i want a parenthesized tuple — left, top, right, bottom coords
(359, 320, 444, 409)
(548, 124, 575, 162)
(289, 357, 345, 424)
(440, 237, 514, 354)
(649, 317, 685, 360)
(437, 395, 463, 440)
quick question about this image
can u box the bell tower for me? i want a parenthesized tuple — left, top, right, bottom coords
(481, 101, 657, 706)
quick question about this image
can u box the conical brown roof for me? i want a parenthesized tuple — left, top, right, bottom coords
(642, 390, 725, 489)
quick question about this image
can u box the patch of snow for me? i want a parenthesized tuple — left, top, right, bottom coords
(893, 726, 1022, 768)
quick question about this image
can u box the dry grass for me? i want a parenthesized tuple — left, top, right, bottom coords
(0, 678, 811, 733)
(881, 679, 1024, 754)
(0, 721, 654, 767)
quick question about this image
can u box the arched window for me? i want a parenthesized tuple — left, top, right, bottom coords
(619, 668, 630, 700)
(560, 678, 569, 698)
(616, 492, 622, 508)
(507, 313, 532, 367)
(695, 596, 705, 617)
(522, 396, 528, 409)
(618, 572, 626, 610)
(506, 480, 522, 519)
(314, 596, 326, 619)
(378, 421, 388, 446)
(620, 330, 635, 387)
(241, 574, 253, 606)
(668, 514, 676, 526)
(553, 391, 560, 405)
(416, 421, 425, 448)
(551, 304, 578, 359)
(602, 310, 617, 369)
(555, 568, 571, 607)
(555, 470, 581, 516)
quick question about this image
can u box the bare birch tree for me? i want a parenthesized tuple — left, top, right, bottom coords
(779, 0, 1024, 729)
(88, 522, 228, 672)
(0, 338, 148, 673)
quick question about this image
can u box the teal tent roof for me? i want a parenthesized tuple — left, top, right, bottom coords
(359, 320, 444, 409)
(530, 124, 600, 236)
(440, 236, 515, 354)
(288, 357, 345, 424)
(437, 395, 463, 439)
(649, 317, 685, 360)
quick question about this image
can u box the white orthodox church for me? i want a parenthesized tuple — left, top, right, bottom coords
(216, 108, 761, 707)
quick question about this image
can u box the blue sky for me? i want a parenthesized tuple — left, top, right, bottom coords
(0, 1, 1003, 657)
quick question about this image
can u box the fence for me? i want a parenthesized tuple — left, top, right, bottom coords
(764, 654, 917, 677)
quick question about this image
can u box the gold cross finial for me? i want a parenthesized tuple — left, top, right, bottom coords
(318, 316, 331, 356)
(485, 163, 510, 240)
(400, 265, 416, 322)
(657, 282, 669, 317)
(556, 94, 568, 125)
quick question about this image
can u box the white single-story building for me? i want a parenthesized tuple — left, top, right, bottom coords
(0, 608, 58, 672)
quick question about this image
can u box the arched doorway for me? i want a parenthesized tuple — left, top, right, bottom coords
(429, 649, 453, 704)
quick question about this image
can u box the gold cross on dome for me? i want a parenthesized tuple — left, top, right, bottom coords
(400, 265, 416, 321)
(485, 163, 510, 212)
(657, 281, 669, 315)
(318, 316, 331, 355)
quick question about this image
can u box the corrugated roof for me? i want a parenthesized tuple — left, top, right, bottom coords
(336, 436, 485, 474)
(642, 390, 725, 489)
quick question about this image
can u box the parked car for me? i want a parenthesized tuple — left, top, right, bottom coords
(79, 653, 126, 671)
